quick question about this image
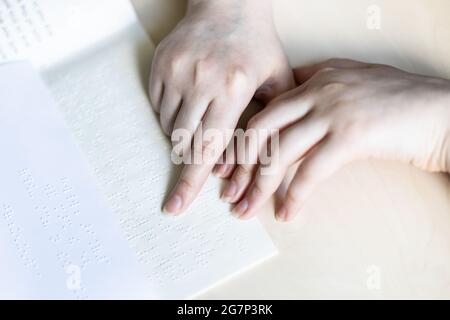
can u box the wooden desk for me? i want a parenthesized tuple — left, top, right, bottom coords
(131, 0, 450, 299)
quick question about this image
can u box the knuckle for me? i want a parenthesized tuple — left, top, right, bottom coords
(309, 68, 338, 85)
(225, 67, 248, 94)
(193, 59, 212, 85)
(330, 100, 350, 111)
(165, 55, 184, 77)
(324, 58, 343, 65)
(202, 141, 216, 156)
(194, 59, 211, 74)
(236, 164, 252, 177)
(316, 67, 336, 76)
(177, 178, 195, 195)
(192, 139, 218, 161)
(320, 82, 346, 94)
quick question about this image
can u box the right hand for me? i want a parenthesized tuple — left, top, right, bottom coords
(225, 59, 450, 222)
(149, 0, 295, 215)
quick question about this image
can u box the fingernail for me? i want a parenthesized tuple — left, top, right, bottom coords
(249, 186, 259, 200)
(213, 164, 226, 177)
(276, 206, 287, 222)
(221, 181, 237, 202)
(232, 198, 248, 217)
(163, 194, 182, 214)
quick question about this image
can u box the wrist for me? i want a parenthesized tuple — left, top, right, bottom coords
(434, 82, 450, 173)
(415, 78, 450, 173)
(444, 90, 450, 173)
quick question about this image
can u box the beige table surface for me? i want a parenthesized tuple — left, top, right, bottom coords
(131, 0, 450, 299)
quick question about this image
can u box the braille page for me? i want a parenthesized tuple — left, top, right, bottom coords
(0, 0, 137, 69)
(44, 23, 277, 299)
(0, 61, 155, 299)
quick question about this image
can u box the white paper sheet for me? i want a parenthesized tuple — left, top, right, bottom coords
(45, 23, 277, 299)
(0, 0, 277, 299)
(0, 61, 155, 299)
(0, 0, 137, 69)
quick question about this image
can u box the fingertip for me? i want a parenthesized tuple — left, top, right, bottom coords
(226, 166, 254, 203)
(221, 180, 238, 203)
(284, 208, 300, 222)
(163, 194, 183, 215)
(279, 199, 304, 222)
(231, 198, 249, 218)
(239, 209, 257, 220)
(231, 188, 261, 220)
(275, 205, 288, 222)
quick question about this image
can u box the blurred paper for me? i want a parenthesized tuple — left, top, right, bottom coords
(0, 0, 137, 68)
(0, 61, 155, 299)
(0, 0, 277, 299)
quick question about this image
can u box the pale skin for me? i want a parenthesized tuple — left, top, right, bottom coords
(150, 0, 450, 219)
(150, 0, 294, 214)
(223, 58, 450, 222)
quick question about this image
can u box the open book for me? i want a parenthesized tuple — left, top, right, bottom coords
(0, 0, 276, 299)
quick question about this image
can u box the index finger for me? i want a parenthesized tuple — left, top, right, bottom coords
(163, 162, 214, 215)
(163, 97, 250, 215)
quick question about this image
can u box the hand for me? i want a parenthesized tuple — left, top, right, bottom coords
(150, 0, 294, 214)
(223, 58, 450, 221)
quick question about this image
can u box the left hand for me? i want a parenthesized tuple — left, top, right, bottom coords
(150, 0, 294, 215)
(222, 59, 450, 222)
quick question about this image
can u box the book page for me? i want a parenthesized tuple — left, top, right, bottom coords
(44, 23, 277, 299)
(0, 0, 137, 68)
(0, 61, 155, 299)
